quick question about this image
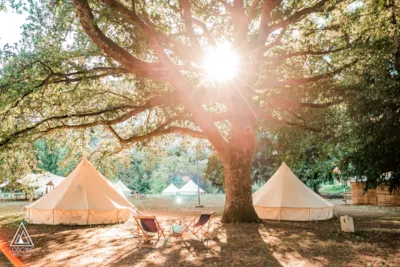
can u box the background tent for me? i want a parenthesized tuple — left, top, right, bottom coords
(25, 172, 65, 197)
(0, 172, 65, 200)
(115, 180, 132, 197)
(24, 158, 138, 225)
(162, 183, 179, 195)
(253, 162, 334, 221)
(179, 180, 205, 195)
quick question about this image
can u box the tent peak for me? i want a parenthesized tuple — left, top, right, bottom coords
(281, 162, 289, 169)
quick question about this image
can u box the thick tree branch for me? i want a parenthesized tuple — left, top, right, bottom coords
(232, 0, 247, 43)
(167, 72, 229, 152)
(73, 0, 167, 80)
(107, 125, 206, 152)
(101, 0, 204, 65)
(258, 0, 282, 43)
(250, 26, 287, 57)
(0, 67, 131, 119)
(218, 0, 233, 12)
(192, 18, 217, 47)
(180, 0, 202, 50)
(0, 91, 179, 148)
(248, 0, 261, 20)
(153, 112, 230, 132)
(282, 60, 357, 86)
(259, 60, 357, 88)
(101, 0, 170, 60)
(264, 46, 348, 61)
(261, 112, 321, 132)
(266, 0, 337, 36)
(266, 97, 340, 109)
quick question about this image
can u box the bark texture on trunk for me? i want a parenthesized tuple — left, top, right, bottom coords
(221, 148, 259, 223)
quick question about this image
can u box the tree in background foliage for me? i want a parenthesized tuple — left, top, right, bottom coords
(117, 156, 152, 193)
(34, 139, 68, 176)
(341, 73, 400, 191)
(327, 0, 400, 192)
(251, 134, 281, 184)
(149, 146, 208, 193)
(0, 0, 389, 222)
(271, 125, 339, 193)
(0, 144, 36, 193)
(204, 152, 225, 191)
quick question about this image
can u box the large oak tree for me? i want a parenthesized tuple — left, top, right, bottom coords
(1, 0, 379, 222)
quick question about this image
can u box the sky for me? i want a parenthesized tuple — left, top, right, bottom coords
(0, 8, 27, 47)
(0, 1, 365, 49)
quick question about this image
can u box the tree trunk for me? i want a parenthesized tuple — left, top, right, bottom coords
(221, 148, 259, 223)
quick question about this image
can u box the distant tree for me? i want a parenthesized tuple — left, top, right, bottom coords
(339, 57, 400, 192)
(204, 152, 225, 191)
(149, 164, 170, 193)
(34, 139, 67, 176)
(332, 0, 400, 192)
(171, 176, 187, 188)
(251, 135, 281, 184)
(117, 157, 152, 193)
(293, 159, 336, 194)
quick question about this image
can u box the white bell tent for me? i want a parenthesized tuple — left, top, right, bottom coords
(24, 158, 138, 225)
(115, 180, 132, 197)
(179, 180, 205, 195)
(162, 183, 179, 195)
(253, 162, 334, 221)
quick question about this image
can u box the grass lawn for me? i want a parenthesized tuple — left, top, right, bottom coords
(0, 195, 399, 267)
(319, 184, 351, 194)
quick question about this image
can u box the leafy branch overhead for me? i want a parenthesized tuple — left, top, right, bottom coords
(1, 0, 367, 156)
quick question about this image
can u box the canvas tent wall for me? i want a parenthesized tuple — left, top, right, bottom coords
(253, 162, 334, 221)
(179, 180, 205, 195)
(24, 158, 138, 225)
(162, 183, 179, 195)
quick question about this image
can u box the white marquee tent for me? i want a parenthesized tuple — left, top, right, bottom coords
(253, 162, 334, 221)
(24, 158, 138, 225)
(179, 180, 205, 195)
(162, 183, 179, 195)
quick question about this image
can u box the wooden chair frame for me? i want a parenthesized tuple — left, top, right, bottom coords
(134, 215, 166, 247)
(185, 211, 216, 241)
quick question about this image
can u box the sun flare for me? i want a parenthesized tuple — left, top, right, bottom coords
(204, 43, 238, 81)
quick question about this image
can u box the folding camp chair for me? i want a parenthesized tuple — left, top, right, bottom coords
(186, 211, 216, 241)
(134, 216, 166, 247)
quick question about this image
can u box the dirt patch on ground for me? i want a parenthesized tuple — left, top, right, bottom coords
(0, 198, 399, 267)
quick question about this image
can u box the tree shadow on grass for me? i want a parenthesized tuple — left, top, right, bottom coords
(3, 215, 398, 267)
(4, 223, 132, 266)
(108, 220, 284, 267)
(257, 218, 400, 267)
(201, 223, 283, 267)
